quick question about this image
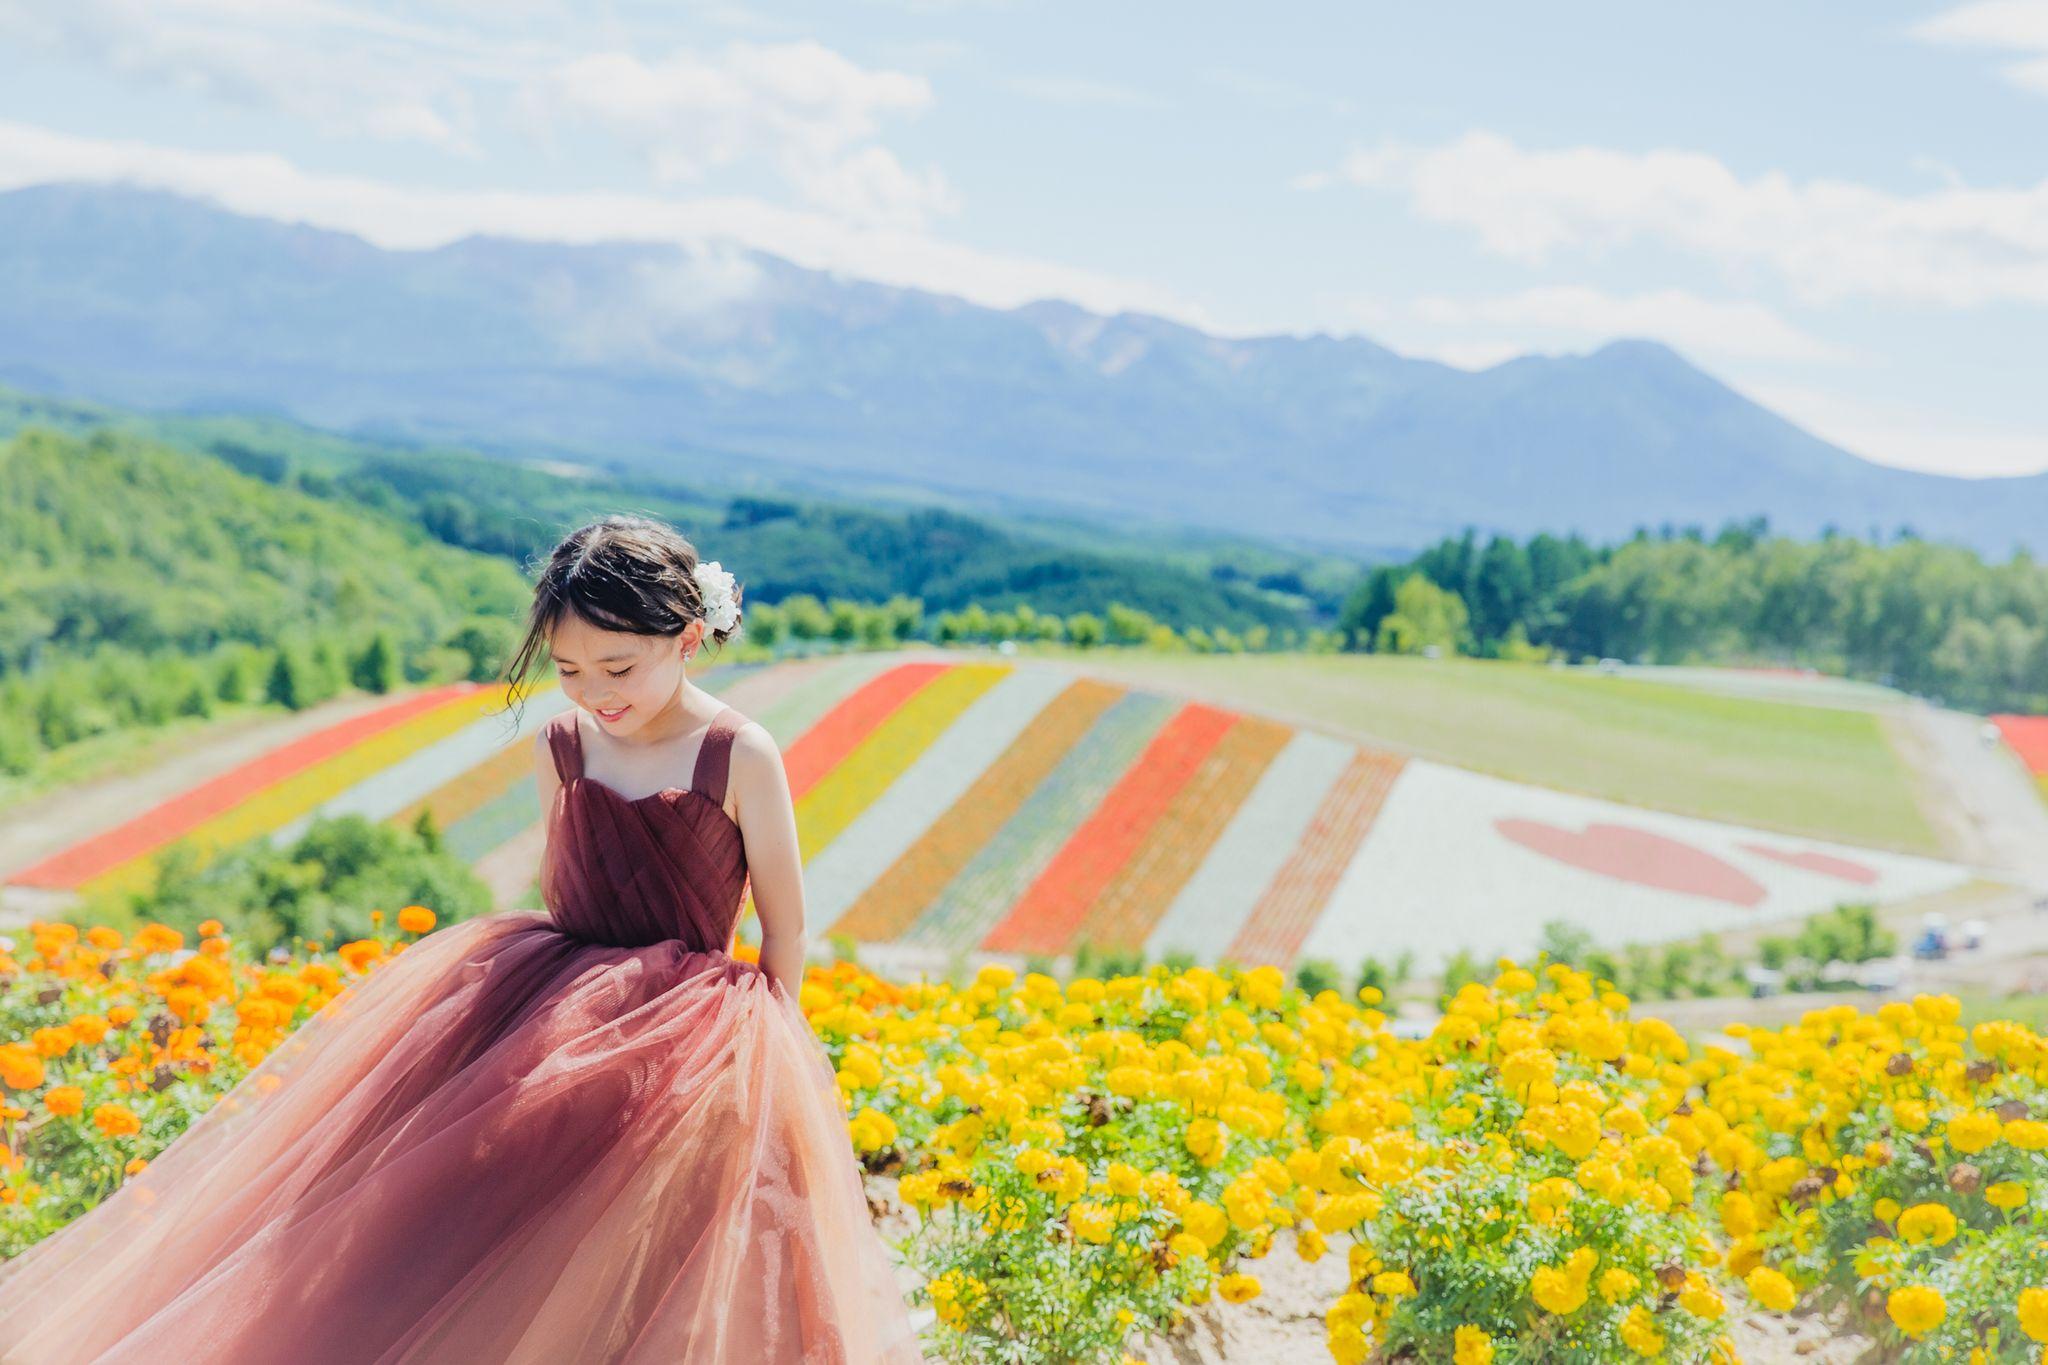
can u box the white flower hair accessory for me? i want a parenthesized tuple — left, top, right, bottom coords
(692, 559, 741, 634)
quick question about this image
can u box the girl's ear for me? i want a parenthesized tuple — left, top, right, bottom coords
(682, 619, 704, 662)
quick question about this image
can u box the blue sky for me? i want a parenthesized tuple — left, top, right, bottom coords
(1, 0, 2044, 476)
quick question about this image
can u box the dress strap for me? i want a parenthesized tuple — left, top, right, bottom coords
(691, 705, 743, 806)
(545, 709, 584, 784)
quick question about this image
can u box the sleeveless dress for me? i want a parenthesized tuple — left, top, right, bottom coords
(0, 703, 927, 1364)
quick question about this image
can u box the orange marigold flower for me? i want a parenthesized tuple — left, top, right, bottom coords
(0, 1044, 47, 1090)
(93, 1103, 142, 1137)
(397, 905, 437, 934)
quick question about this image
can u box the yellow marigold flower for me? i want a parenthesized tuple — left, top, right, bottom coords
(1218, 1273, 1261, 1304)
(1500, 1046, 1558, 1097)
(1720, 1190, 1758, 1237)
(1989, 1181, 2028, 1211)
(1620, 1304, 1665, 1356)
(1371, 1271, 1414, 1297)
(1723, 1239, 1763, 1280)
(1947, 1108, 2002, 1155)
(1911, 993, 1960, 1024)
(1526, 1176, 1578, 1226)
(1182, 1202, 1230, 1249)
(1874, 1197, 1902, 1224)
(1186, 1116, 1229, 1165)
(2008, 1119, 2048, 1151)
(1597, 1268, 1640, 1303)
(1897, 1203, 1958, 1247)
(2018, 1287, 2048, 1343)
(397, 905, 437, 934)
(1746, 1266, 1796, 1312)
(846, 1106, 897, 1152)
(1678, 1275, 1724, 1320)
(43, 1085, 85, 1117)
(1015, 1147, 1056, 1177)
(1530, 1265, 1588, 1315)
(1068, 1201, 1115, 1244)
(1886, 1284, 1945, 1338)
(1758, 1154, 1806, 1196)
(1452, 1326, 1494, 1365)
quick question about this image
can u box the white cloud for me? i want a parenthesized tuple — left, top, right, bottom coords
(1308, 130, 2048, 307)
(0, 0, 489, 152)
(0, 119, 1211, 325)
(1912, 1, 2048, 93)
(538, 40, 952, 229)
(1408, 287, 1847, 365)
(1736, 379, 2048, 478)
(1397, 340, 1532, 372)
(0, 3, 953, 227)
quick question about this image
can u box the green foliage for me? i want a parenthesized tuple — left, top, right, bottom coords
(1438, 948, 1487, 1003)
(85, 812, 494, 954)
(0, 425, 531, 777)
(1292, 957, 1342, 998)
(1071, 938, 1146, 982)
(1374, 573, 1470, 656)
(1346, 516, 2048, 712)
(1756, 901, 1899, 992)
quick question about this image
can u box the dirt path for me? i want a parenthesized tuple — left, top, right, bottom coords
(1890, 701, 2048, 889)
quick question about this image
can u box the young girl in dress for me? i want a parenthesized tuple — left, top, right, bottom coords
(0, 514, 927, 1364)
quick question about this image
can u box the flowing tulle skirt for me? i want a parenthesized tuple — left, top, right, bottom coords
(0, 912, 927, 1364)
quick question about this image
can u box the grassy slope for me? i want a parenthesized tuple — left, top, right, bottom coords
(1048, 650, 1943, 856)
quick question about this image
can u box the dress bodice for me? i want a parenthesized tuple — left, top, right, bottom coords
(539, 705, 751, 950)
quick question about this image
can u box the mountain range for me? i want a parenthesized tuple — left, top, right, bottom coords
(2, 181, 2041, 557)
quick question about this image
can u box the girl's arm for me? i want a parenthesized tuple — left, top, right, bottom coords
(727, 722, 809, 997)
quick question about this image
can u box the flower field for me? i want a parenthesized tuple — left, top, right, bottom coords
(8, 654, 1974, 972)
(11, 916, 2048, 1361)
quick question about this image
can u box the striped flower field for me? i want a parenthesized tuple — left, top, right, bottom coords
(7, 654, 1974, 969)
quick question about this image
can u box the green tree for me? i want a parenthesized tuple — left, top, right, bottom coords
(1374, 574, 1470, 655)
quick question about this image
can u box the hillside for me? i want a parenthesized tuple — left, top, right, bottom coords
(2, 183, 2043, 558)
(0, 425, 531, 776)
(0, 385, 1333, 631)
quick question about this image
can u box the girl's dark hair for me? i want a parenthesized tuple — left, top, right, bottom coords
(498, 514, 744, 727)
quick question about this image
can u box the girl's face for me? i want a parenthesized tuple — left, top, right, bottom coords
(548, 611, 704, 734)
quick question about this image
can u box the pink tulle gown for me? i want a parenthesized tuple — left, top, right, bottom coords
(0, 703, 927, 1364)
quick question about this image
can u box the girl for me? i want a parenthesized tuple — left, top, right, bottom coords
(0, 515, 926, 1364)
